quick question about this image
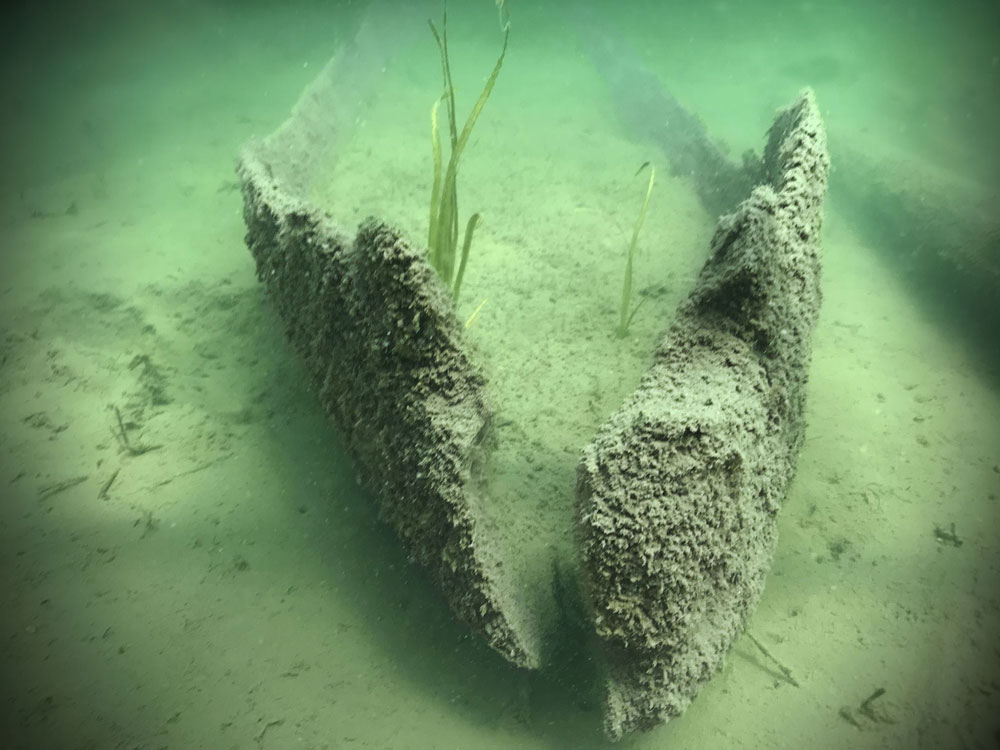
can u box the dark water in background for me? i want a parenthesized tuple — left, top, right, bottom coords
(4, 0, 999, 185)
(3, 0, 998, 340)
(1, 1, 998, 748)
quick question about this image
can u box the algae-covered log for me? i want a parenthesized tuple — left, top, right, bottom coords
(576, 89, 829, 740)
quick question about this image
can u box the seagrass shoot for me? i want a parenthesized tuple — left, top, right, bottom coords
(427, 4, 509, 303)
(617, 162, 656, 338)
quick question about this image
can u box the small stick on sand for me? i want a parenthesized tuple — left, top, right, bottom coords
(858, 687, 887, 720)
(98, 468, 120, 500)
(113, 405, 136, 454)
(111, 405, 161, 456)
(38, 475, 89, 501)
(747, 631, 800, 687)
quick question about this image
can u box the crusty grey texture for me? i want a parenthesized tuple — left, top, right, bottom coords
(238, 160, 541, 668)
(576, 89, 829, 740)
(234, 2, 541, 668)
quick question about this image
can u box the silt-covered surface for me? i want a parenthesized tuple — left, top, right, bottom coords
(577, 90, 829, 739)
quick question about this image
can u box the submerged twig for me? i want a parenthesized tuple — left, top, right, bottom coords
(746, 631, 799, 687)
(111, 405, 161, 456)
(98, 468, 120, 500)
(840, 686, 896, 727)
(858, 687, 890, 721)
(113, 405, 133, 453)
(38, 475, 89, 501)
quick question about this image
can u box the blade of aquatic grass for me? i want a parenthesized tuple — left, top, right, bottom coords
(429, 97, 444, 267)
(436, 26, 507, 293)
(452, 213, 481, 302)
(442, 25, 508, 197)
(623, 295, 648, 334)
(618, 165, 655, 338)
(464, 296, 489, 328)
(428, 17, 457, 146)
(428, 16, 459, 283)
(427, 14, 457, 146)
(439, 177, 458, 283)
(426, 9, 508, 301)
(496, 0, 510, 32)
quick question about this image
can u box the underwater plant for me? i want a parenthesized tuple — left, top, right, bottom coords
(617, 163, 656, 338)
(427, 7, 509, 303)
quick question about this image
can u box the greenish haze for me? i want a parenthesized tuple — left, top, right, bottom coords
(2, 1, 998, 749)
